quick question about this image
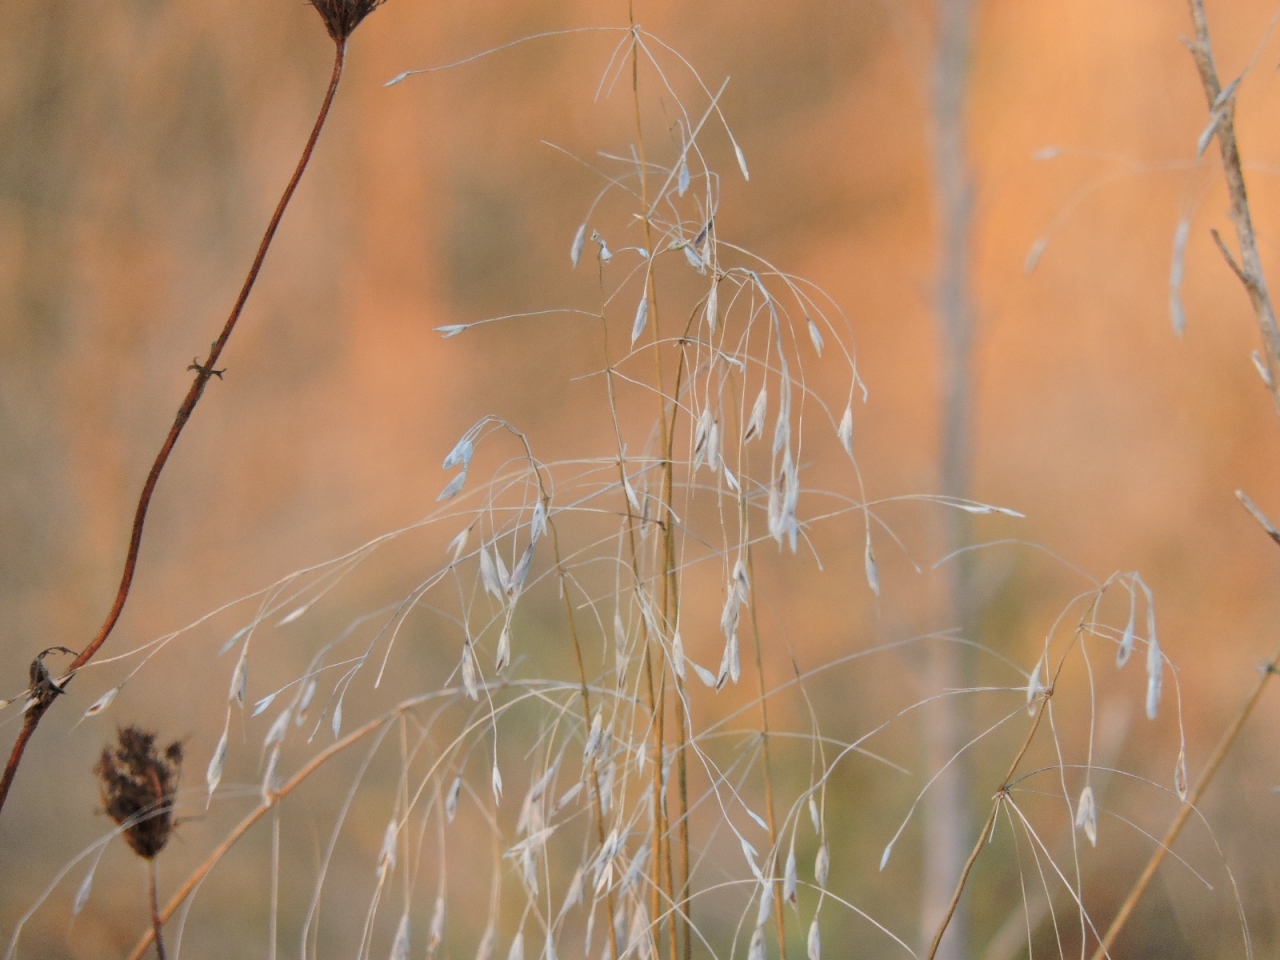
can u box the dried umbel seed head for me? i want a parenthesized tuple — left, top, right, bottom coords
(310, 0, 385, 43)
(95, 726, 183, 860)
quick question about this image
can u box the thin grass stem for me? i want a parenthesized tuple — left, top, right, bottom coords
(746, 546, 788, 959)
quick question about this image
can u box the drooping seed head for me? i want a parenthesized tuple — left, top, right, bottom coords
(95, 726, 183, 860)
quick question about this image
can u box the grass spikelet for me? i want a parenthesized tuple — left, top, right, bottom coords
(437, 470, 468, 502)
(807, 918, 821, 960)
(479, 547, 503, 600)
(462, 647, 479, 701)
(630, 295, 649, 346)
(807, 316, 825, 356)
(670, 629, 686, 680)
(1075, 785, 1098, 847)
(390, 913, 411, 960)
(73, 858, 98, 916)
(495, 624, 511, 672)
(445, 777, 461, 823)
(837, 403, 853, 457)
(755, 879, 772, 927)
(1117, 586, 1136, 667)
(264, 708, 290, 751)
(443, 436, 474, 471)
(744, 388, 767, 443)
(1026, 655, 1045, 714)
(1145, 638, 1163, 720)
(205, 727, 228, 801)
(814, 843, 829, 887)
(784, 845, 798, 905)
(84, 687, 120, 718)
(733, 140, 750, 181)
(864, 535, 880, 596)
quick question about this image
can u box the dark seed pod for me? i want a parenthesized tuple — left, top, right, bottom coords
(95, 726, 183, 860)
(310, 0, 385, 43)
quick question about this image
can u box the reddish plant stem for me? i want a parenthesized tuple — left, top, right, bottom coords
(149, 858, 167, 960)
(0, 39, 347, 818)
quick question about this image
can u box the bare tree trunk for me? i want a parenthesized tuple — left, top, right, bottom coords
(922, 0, 977, 957)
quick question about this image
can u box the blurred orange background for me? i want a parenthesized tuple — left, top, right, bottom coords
(3, 1, 1280, 958)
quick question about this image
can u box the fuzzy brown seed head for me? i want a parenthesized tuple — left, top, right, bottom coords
(310, 0, 385, 43)
(95, 726, 183, 860)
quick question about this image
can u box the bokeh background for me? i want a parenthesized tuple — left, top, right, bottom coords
(4, 0, 1280, 958)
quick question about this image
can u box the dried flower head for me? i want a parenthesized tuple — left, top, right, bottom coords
(310, 0, 385, 43)
(95, 726, 183, 860)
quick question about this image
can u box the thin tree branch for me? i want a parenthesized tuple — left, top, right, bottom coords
(1184, 0, 1280, 414)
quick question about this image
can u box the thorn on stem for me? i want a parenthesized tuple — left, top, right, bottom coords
(188, 359, 225, 380)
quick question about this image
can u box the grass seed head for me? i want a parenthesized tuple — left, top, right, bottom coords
(95, 726, 183, 860)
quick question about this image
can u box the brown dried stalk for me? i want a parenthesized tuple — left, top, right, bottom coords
(623, 16, 686, 957)
(549, 517, 623, 960)
(148, 860, 165, 960)
(0, 7, 378, 817)
(124, 709, 391, 960)
(745, 549, 788, 960)
(96, 726, 183, 959)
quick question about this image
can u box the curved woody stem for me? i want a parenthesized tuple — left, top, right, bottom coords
(0, 38, 349, 818)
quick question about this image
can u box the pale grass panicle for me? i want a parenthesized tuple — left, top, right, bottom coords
(7, 23, 1240, 960)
